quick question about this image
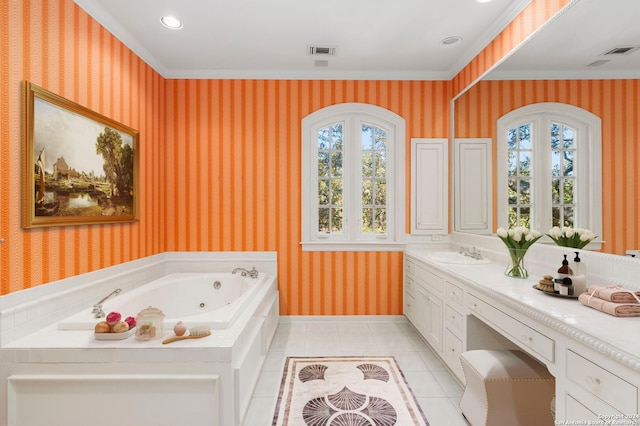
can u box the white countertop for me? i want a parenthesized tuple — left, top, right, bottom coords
(405, 247, 640, 372)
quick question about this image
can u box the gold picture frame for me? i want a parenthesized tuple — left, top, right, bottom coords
(22, 81, 139, 228)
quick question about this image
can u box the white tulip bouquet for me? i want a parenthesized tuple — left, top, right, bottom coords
(547, 226, 597, 249)
(496, 226, 543, 278)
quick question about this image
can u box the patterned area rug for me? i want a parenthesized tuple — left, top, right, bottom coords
(272, 356, 430, 426)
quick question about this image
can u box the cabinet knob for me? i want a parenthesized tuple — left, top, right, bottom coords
(586, 376, 601, 387)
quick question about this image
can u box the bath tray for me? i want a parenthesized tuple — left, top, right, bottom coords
(532, 285, 579, 299)
(94, 327, 136, 340)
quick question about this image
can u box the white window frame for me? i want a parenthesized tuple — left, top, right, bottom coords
(301, 103, 406, 252)
(497, 102, 602, 249)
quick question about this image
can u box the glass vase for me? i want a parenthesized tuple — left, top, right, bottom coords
(505, 248, 529, 278)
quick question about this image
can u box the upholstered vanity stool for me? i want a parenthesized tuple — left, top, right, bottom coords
(459, 349, 555, 426)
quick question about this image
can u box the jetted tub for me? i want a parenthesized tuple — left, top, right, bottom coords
(58, 272, 269, 330)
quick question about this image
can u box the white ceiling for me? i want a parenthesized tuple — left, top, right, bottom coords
(73, 0, 529, 80)
(487, 0, 640, 80)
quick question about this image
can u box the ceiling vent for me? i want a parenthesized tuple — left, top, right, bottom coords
(587, 59, 610, 67)
(600, 46, 640, 56)
(308, 45, 338, 56)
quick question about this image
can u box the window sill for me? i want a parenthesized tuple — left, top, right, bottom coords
(300, 241, 406, 252)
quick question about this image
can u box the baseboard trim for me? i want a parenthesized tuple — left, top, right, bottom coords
(278, 315, 408, 325)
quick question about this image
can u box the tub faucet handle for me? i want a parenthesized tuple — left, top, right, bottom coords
(232, 267, 259, 279)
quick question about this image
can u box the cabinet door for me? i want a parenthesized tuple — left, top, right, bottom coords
(454, 138, 492, 233)
(415, 286, 443, 354)
(411, 138, 447, 234)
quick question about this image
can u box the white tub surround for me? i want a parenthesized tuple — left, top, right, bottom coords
(0, 252, 279, 426)
(403, 242, 640, 423)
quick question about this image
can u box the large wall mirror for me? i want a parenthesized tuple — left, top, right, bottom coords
(453, 0, 640, 256)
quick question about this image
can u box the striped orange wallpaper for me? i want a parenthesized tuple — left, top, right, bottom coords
(455, 79, 640, 256)
(162, 79, 450, 315)
(2, 0, 583, 316)
(0, 0, 164, 294)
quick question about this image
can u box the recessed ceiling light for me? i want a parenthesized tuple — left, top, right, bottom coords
(160, 16, 183, 30)
(476, 0, 495, 3)
(440, 36, 463, 49)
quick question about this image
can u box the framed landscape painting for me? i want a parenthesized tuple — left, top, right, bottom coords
(22, 81, 139, 228)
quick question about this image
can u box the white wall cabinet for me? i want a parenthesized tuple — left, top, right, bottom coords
(411, 138, 448, 235)
(454, 138, 491, 233)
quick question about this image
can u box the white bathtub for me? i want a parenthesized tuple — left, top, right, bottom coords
(57, 272, 268, 330)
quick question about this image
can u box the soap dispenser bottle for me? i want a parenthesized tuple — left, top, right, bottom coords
(555, 254, 573, 292)
(572, 252, 587, 295)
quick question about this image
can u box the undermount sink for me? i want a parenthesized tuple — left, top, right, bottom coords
(426, 251, 492, 265)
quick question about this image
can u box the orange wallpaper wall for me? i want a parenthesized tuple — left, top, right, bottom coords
(455, 79, 640, 256)
(162, 79, 450, 315)
(1, 0, 584, 316)
(0, 0, 164, 294)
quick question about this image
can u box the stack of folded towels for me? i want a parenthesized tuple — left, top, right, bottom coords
(579, 285, 640, 317)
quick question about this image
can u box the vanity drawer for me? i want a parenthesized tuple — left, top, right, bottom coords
(445, 281, 464, 307)
(405, 259, 415, 276)
(405, 276, 416, 297)
(467, 293, 555, 363)
(445, 304, 464, 336)
(415, 264, 444, 295)
(444, 328, 465, 383)
(566, 350, 638, 415)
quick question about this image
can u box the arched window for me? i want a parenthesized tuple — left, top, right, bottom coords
(497, 103, 602, 248)
(301, 103, 406, 251)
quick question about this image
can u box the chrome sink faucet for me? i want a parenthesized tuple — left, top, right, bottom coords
(92, 288, 121, 318)
(232, 267, 259, 279)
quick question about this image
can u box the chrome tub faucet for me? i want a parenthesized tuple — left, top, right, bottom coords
(232, 267, 259, 279)
(92, 288, 122, 318)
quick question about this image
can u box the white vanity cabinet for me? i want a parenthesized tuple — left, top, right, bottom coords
(404, 256, 444, 354)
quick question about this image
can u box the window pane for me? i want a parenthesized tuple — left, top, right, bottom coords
(331, 208, 343, 232)
(551, 151, 561, 177)
(362, 151, 373, 177)
(563, 179, 574, 203)
(507, 128, 517, 150)
(519, 207, 531, 228)
(362, 179, 372, 205)
(318, 208, 329, 232)
(508, 207, 518, 228)
(564, 207, 575, 227)
(550, 123, 560, 149)
(331, 124, 343, 149)
(318, 180, 329, 205)
(361, 124, 373, 149)
(374, 127, 387, 150)
(331, 151, 343, 177)
(519, 178, 531, 204)
(375, 208, 386, 233)
(519, 151, 531, 176)
(375, 179, 386, 205)
(508, 151, 517, 176)
(318, 128, 330, 149)
(563, 151, 574, 176)
(375, 151, 386, 178)
(330, 180, 343, 205)
(519, 124, 531, 149)
(552, 207, 561, 227)
(508, 178, 518, 204)
(318, 152, 329, 177)
(563, 126, 575, 149)
(362, 208, 373, 232)
(552, 178, 560, 204)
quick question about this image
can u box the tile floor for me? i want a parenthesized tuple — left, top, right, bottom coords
(243, 320, 469, 426)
